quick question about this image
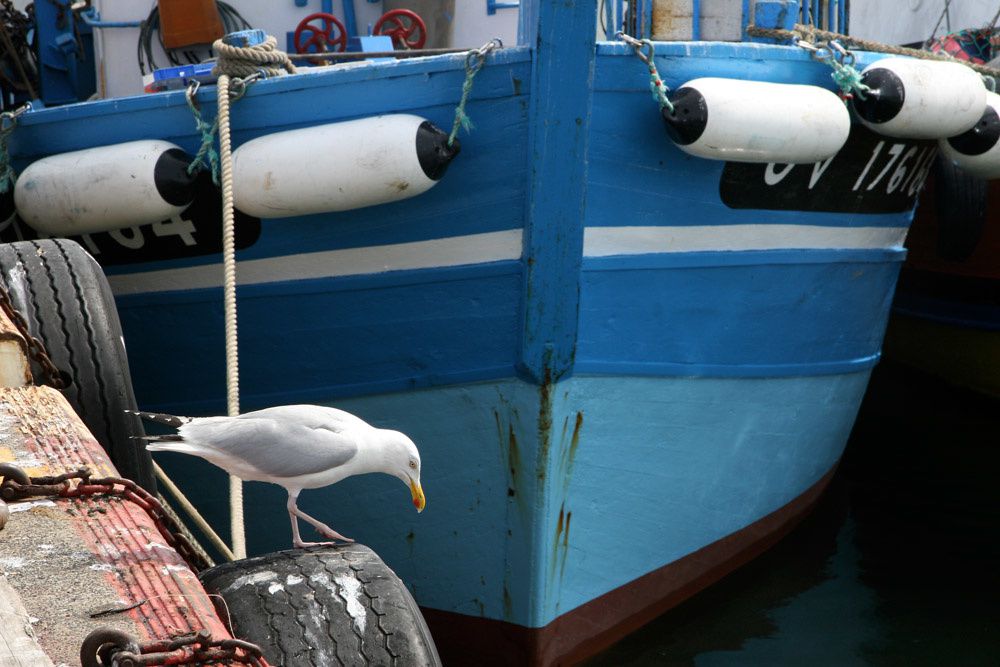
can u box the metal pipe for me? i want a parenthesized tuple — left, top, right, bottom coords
(692, 0, 700, 40)
(285, 46, 475, 60)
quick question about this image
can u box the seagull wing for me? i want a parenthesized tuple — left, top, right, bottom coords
(179, 413, 360, 478)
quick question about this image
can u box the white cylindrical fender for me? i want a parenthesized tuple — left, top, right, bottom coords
(662, 78, 850, 163)
(940, 90, 1000, 179)
(852, 58, 986, 139)
(14, 140, 197, 235)
(232, 114, 459, 219)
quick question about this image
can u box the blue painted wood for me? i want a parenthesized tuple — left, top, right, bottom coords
(340, 0, 358, 36)
(487, 0, 520, 16)
(157, 371, 869, 627)
(518, 1, 598, 385)
(117, 263, 524, 414)
(748, 0, 799, 43)
(576, 250, 903, 377)
(533, 371, 869, 622)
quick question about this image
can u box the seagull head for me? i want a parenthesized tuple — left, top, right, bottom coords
(379, 429, 425, 513)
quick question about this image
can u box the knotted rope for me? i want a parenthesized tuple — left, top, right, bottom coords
(213, 34, 297, 78)
(798, 39, 871, 99)
(747, 23, 1000, 78)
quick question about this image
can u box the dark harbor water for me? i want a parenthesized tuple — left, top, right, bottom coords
(586, 361, 1000, 666)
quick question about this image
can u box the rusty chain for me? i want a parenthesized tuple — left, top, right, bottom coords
(82, 627, 269, 667)
(0, 283, 67, 388)
(0, 464, 210, 571)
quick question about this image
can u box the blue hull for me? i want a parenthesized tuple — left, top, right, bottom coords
(7, 39, 921, 663)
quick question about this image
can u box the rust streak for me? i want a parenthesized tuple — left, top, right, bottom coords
(568, 412, 584, 467)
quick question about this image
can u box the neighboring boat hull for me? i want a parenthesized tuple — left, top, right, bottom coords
(886, 161, 1000, 396)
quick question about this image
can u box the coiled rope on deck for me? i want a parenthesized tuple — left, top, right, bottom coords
(212, 34, 297, 78)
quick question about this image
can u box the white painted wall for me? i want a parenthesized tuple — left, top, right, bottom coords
(450, 1, 518, 48)
(91, 0, 518, 99)
(849, 0, 999, 47)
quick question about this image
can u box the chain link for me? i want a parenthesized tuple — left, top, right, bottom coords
(0, 283, 67, 388)
(0, 465, 211, 571)
(82, 627, 269, 667)
(124, 629, 266, 666)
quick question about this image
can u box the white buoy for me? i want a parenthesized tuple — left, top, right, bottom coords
(852, 58, 986, 139)
(662, 78, 850, 163)
(14, 140, 197, 235)
(232, 114, 459, 219)
(940, 90, 1000, 179)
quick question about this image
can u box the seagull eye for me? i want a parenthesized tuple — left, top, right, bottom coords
(409, 460, 417, 469)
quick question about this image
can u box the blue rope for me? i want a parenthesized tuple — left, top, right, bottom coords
(828, 59, 871, 99)
(448, 40, 500, 147)
(186, 92, 220, 185)
(448, 64, 478, 146)
(646, 60, 675, 113)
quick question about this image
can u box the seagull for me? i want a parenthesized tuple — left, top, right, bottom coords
(128, 405, 425, 548)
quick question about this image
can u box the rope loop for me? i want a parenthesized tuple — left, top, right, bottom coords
(213, 34, 297, 78)
(448, 38, 502, 147)
(0, 103, 30, 195)
(618, 32, 674, 114)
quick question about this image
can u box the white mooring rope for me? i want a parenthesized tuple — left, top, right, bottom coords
(216, 72, 246, 559)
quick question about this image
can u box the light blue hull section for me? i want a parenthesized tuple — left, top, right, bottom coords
(158, 371, 869, 628)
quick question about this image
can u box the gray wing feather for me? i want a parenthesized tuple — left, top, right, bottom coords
(180, 413, 359, 478)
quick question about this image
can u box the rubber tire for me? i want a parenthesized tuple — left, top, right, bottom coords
(0, 239, 154, 491)
(933, 155, 988, 262)
(200, 546, 442, 667)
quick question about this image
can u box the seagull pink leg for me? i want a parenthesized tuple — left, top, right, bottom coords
(286, 492, 353, 547)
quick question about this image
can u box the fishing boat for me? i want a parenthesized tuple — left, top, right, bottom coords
(878, 21, 1000, 397)
(1, 1, 995, 664)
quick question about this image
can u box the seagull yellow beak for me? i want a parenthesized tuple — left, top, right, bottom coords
(410, 478, 426, 513)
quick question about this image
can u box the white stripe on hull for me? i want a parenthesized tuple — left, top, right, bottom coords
(108, 230, 524, 295)
(582, 225, 909, 256)
(107, 225, 908, 295)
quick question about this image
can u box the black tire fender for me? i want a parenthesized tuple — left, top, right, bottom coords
(0, 239, 154, 490)
(200, 546, 442, 667)
(933, 154, 988, 261)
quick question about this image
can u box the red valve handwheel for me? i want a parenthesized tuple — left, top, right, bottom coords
(373, 9, 427, 50)
(293, 12, 348, 59)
